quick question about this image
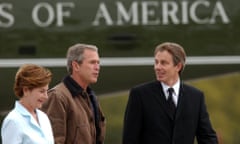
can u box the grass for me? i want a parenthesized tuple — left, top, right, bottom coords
(99, 93, 129, 144)
(99, 72, 240, 144)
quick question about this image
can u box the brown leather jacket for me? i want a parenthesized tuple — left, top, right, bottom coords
(42, 76, 106, 144)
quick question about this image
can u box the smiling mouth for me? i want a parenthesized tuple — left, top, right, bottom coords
(156, 71, 164, 75)
(38, 99, 45, 103)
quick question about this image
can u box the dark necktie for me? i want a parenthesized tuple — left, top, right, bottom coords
(167, 88, 176, 117)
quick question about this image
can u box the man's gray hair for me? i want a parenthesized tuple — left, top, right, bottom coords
(66, 43, 98, 74)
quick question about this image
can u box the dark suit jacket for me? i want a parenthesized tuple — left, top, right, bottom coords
(123, 81, 218, 144)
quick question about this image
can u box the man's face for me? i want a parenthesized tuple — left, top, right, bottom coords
(154, 50, 181, 86)
(77, 49, 100, 85)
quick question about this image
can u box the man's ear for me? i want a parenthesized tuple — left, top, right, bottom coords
(72, 61, 80, 71)
(176, 62, 183, 73)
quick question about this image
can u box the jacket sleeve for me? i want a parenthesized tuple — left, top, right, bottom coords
(123, 88, 143, 144)
(42, 89, 68, 144)
(1, 118, 22, 144)
(96, 102, 106, 144)
(196, 93, 218, 144)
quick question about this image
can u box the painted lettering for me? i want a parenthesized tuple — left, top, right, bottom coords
(32, 2, 74, 27)
(92, 3, 113, 26)
(92, 0, 230, 26)
(0, 3, 14, 28)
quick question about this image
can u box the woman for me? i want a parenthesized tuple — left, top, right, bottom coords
(1, 64, 54, 144)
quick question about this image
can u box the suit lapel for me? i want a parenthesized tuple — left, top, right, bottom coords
(175, 83, 185, 121)
(152, 81, 175, 120)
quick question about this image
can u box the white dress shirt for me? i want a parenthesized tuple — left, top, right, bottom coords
(161, 79, 180, 106)
(1, 101, 54, 144)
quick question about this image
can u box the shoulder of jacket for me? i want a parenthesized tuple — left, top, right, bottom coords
(182, 83, 203, 94)
(48, 82, 72, 99)
(132, 80, 158, 89)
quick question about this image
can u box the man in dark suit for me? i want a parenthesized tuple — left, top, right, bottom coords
(123, 42, 218, 144)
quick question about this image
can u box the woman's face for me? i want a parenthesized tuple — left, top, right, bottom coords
(23, 85, 49, 110)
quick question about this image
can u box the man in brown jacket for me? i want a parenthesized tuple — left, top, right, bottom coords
(42, 43, 106, 144)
